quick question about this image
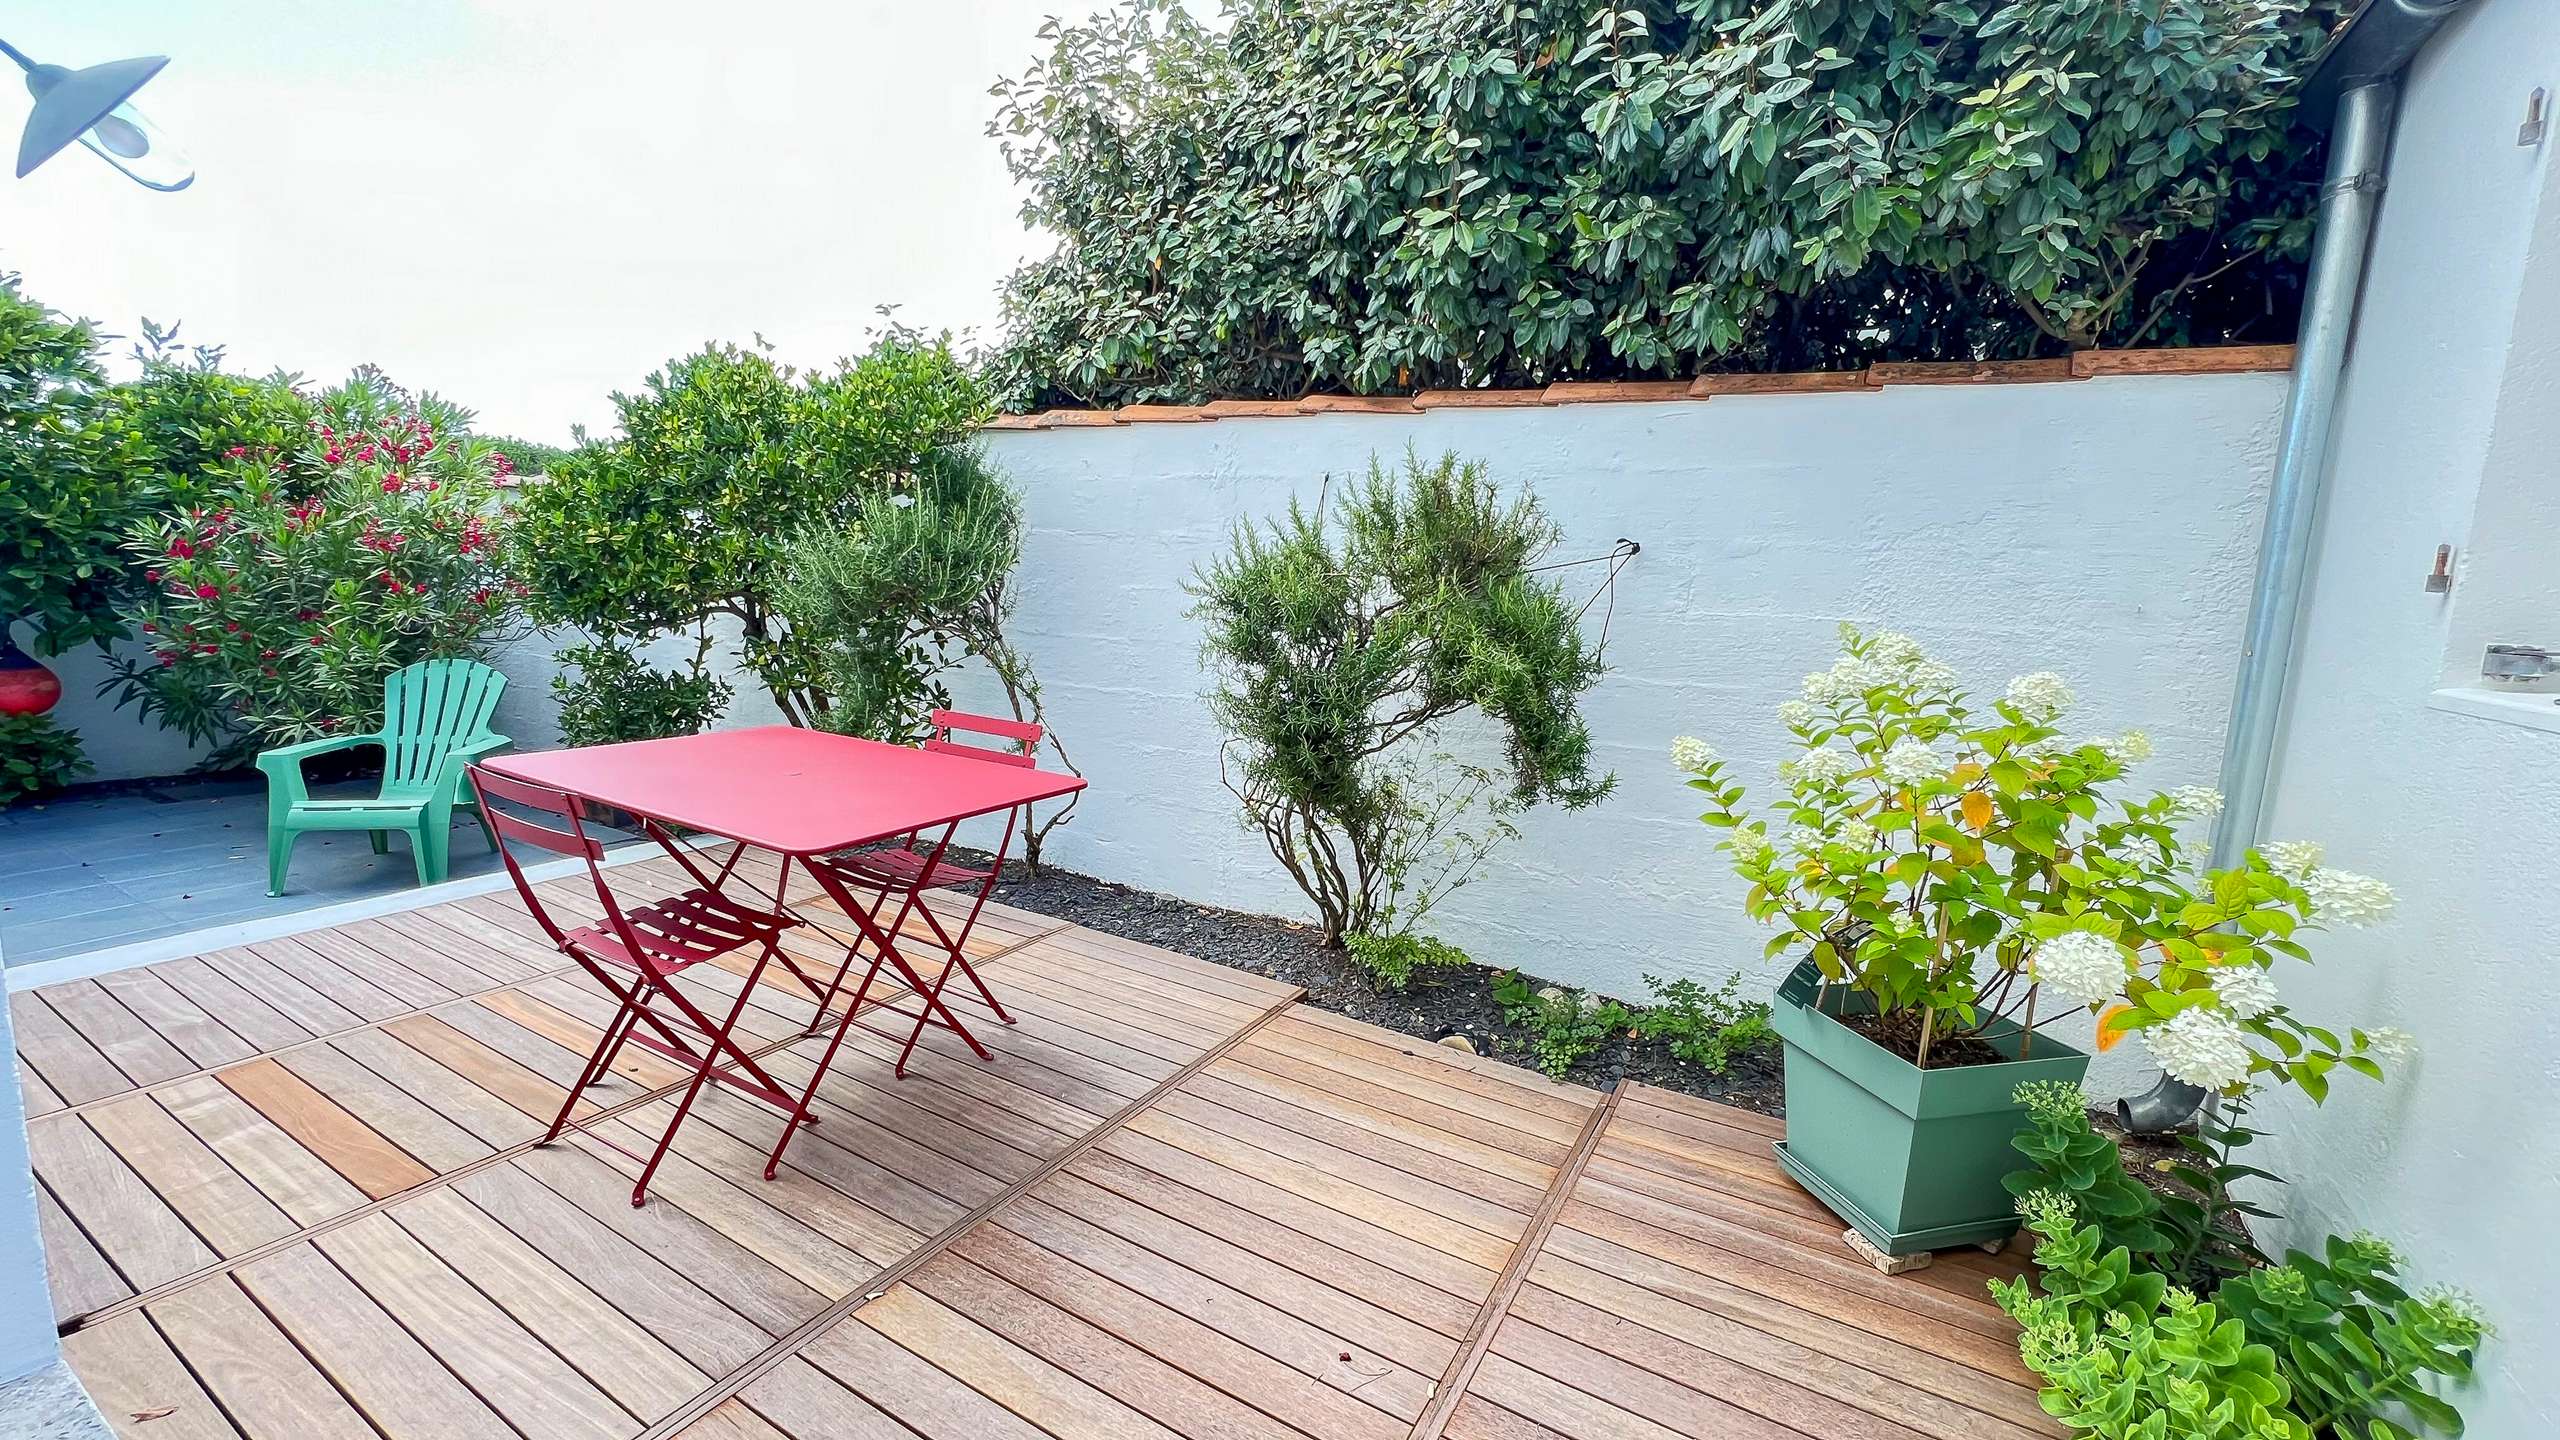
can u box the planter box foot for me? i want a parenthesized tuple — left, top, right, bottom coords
(1843, 1226, 1934, 1275)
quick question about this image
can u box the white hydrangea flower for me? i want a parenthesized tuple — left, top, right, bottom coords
(1785, 824, 1828, 856)
(2168, 785, 2225, 820)
(2262, 840, 2325, 876)
(2115, 835, 2165, 873)
(1800, 668, 1853, 705)
(2029, 930, 2131, 1010)
(2005, 671, 2074, 721)
(1785, 746, 1859, 784)
(1776, 699, 1815, 730)
(2114, 730, 2155, 764)
(1880, 738, 1947, 786)
(2366, 1025, 2418, 1064)
(1670, 736, 1718, 775)
(1906, 659, 1960, 692)
(2145, 1005, 2255, 1092)
(1729, 829, 1775, 865)
(2301, 868, 2396, 927)
(1837, 819, 1878, 850)
(1869, 631, 1926, 667)
(2212, 967, 2279, 1019)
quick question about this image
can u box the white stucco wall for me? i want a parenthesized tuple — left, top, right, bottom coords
(0, 1000, 61, 1386)
(978, 373, 2285, 1091)
(2247, 3, 2560, 1434)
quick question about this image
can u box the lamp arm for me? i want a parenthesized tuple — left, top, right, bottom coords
(0, 38, 36, 73)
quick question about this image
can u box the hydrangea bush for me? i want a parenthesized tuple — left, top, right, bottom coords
(107, 373, 523, 764)
(1676, 624, 2407, 1097)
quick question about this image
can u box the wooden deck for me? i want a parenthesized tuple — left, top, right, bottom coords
(13, 852, 2059, 1440)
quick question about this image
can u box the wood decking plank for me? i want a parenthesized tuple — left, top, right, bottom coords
(381, 1012, 589, 1124)
(148, 1278, 380, 1440)
(38, 1186, 130, 1319)
(158, 1075, 367, 1228)
(1038, 1167, 1456, 1373)
(18, 1051, 64, 1117)
(850, 1284, 1186, 1440)
(569, 1123, 888, 1296)
(736, 1356, 914, 1440)
(456, 1160, 777, 1375)
(11, 991, 132, 1104)
(902, 1251, 1309, 1440)
(152, 956, 314, 1054)
(799, 1314, 1059, 1440)
(329, 1025, 541, 1148)
(1501, 1284, 1922, 1440)
(197, 946, 366, 1036)
(28, 1114, 216, 1291)
(217, 1056, 435, 1199)
(676, 1398, 795, 1440)
(390, 1185, 713, 1419)
(59, 1311, 240, 1440)
(39, 981, 196, 1087)
(83, 1093, 294, 1256)
(475, 986, 691, 1090)
(1443, 1394, 1573, 1440)
(276, 1042, 493, 1173)
(994, 1193, 1436, 1421)
(509, 1143, 828, 1338)
(232, 1242, 515, 1440)
(246, 934, 418, 1018)
(313, 1212, 635, 1440)
(323, 919, 493, 999)
(1070, 1146, 1478, 1338)
(1096, 1126, 1500, 1301)
(1530, 1242, 2051, 1437)
(95, 969, 258, 1070)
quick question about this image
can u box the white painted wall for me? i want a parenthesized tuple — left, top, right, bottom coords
(2247, 4, 2560, 1434)
(979, 374, 2286, 1091)
(0, 1000, 62, 1386)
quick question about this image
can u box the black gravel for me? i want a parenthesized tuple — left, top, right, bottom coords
(990, 857, 1785, 1115)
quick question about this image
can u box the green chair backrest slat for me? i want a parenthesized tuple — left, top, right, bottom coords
(382, 659, 507, 795)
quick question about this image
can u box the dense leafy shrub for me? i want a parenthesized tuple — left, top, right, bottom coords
(511, 335, 992, 727)
(1634, 973, 1772, 1072)
(1190, 450, 1611, 945)
(105, 320, 315, 513)
(0, 273, 153, 655)
(988, 0, 2341, 406)
(777, 447, 1081, 867)
(106, 373, 521, 763)
(550, 641, 731, 748)
(1998, 1086, 2484, 1439)
(0, 714, 90, 803)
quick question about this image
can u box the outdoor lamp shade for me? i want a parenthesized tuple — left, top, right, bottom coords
(17, 55, 194, 189)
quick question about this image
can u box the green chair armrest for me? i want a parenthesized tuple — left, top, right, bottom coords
(255, 732, 383, 773)
(436, 733, 512, 799)
(257, 732, 383, 806)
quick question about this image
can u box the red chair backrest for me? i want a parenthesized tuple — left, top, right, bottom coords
(467, 763, 633, 952)
(923, 708, 1041, 769)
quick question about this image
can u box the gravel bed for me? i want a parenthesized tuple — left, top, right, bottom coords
(989, 858, 1785, 1116)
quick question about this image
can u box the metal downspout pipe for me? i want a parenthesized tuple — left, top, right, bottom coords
(2120, 1, 2472, 1134)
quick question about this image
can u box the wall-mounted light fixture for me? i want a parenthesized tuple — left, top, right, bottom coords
(1, 35, 193, 190)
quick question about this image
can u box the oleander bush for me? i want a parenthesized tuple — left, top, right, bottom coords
(105, 372, 522, 764)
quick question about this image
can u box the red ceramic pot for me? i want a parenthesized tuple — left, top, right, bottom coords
(0, 631, 63, 715)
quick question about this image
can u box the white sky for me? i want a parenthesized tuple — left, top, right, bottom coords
(0, 1, 1100, 442)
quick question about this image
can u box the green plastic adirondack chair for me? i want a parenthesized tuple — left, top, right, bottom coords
(258, 658, 510, 895)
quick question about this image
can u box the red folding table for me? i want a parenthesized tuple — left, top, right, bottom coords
(479, 725, 1084, 1201)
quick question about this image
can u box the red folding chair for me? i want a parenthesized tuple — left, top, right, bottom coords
(803, 709, 1038, 1075)
(469, 764, 822, 1207)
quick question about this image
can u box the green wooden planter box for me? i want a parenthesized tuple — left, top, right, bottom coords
(1770, 960, 2090, 1256)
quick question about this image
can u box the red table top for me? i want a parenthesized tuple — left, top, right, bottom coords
(483, 725, 1086, 856)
